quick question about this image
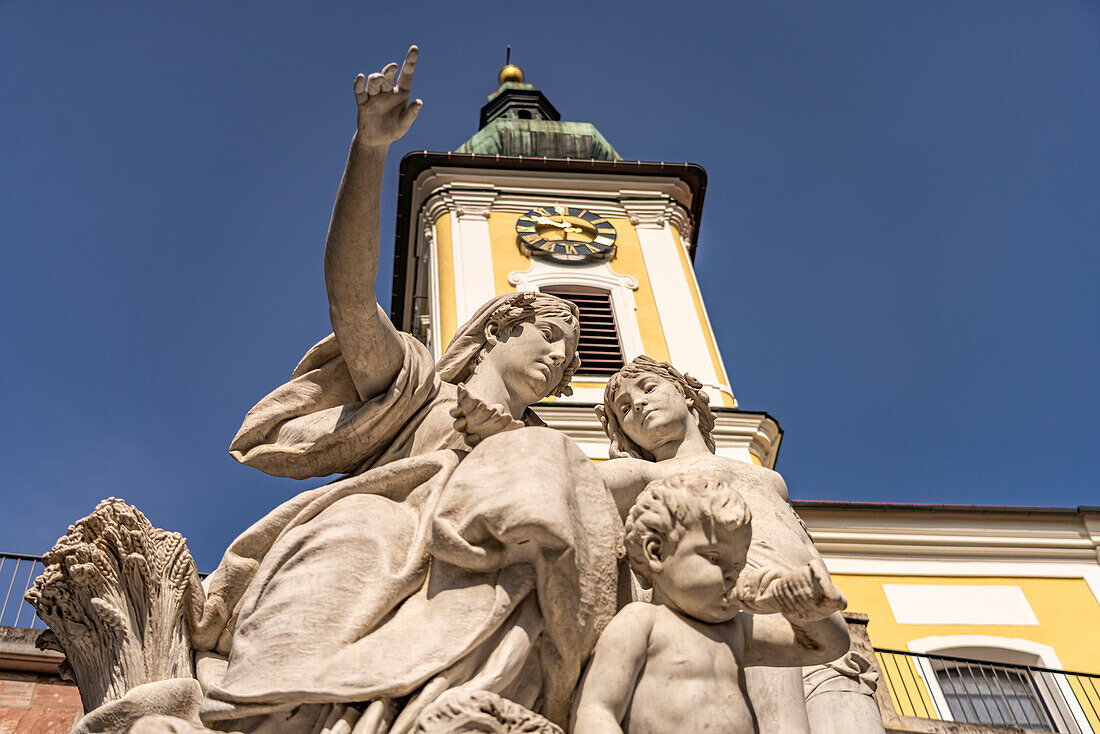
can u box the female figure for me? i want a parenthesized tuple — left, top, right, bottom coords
(594, 356, 850, 734)
(186, 47, 621, 734)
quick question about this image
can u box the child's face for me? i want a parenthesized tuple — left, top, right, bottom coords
(608, 374, 695, 454)
(651, 519, 750, 624)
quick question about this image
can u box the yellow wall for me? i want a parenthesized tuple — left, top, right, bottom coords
(604, 217, 672, 363)
(434, 212, 457, 345)
(431, 210, 735, 407)
(833, 574, 1100, 673)
(434, 211, 674, 363)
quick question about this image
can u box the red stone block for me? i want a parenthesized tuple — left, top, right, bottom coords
(0, 681, 34, 708)
(30, 682, 81, 710)
(0, 705, 78, 734)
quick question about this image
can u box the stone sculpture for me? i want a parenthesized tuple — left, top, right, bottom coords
(24, 44, 880, 734)
(26, 498, 205, 732)
(175, 45, 617, 734)
(595, 355, 886, 733)
(413, 690, 563, 734)
(573, 474, 849, 734)
(803, 651, 882, 734)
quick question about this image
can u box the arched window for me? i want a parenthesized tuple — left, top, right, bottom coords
(539, 285, 625, 377)
(904, 637, 1092, 732)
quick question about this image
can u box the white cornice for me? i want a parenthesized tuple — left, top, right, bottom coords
(533, 404, 781, 467)
(412, 169, 694, 235)
(797, 504, 1100, 566)
(425, 183, 499, 220)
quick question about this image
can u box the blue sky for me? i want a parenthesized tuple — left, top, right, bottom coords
(2, 1, 1098, 569)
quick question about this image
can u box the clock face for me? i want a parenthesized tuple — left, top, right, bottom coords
(515, 205, 617, 263)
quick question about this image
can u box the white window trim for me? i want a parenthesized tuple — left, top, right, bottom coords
(906, 635, 1091, 732)
(508, 259, 643, 363)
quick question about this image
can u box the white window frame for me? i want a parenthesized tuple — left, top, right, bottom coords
(508, 259, 644, 363)
(907, 635, 1091, 732)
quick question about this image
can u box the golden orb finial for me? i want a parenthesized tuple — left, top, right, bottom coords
(498, 45, 524, 85)
(498, 63, 524, 85)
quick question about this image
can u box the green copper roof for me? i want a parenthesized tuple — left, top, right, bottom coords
(457, 80, 622, 160)
(456, 119, 622, 160)
(487, 81, 536, 100)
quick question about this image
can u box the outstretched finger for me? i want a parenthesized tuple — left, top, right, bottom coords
(353, 74, 367, 103)
(381, 62, 398, 90)
(366, 72, 385, 95)
(400, 99, 423, 129)
(396, 45, 418, 92)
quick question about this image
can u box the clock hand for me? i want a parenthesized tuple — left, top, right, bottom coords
(535, 216, 586, 235)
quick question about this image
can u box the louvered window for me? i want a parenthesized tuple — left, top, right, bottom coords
(540, 286, 625, 377)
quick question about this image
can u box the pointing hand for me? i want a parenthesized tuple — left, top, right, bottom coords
(353, 45, 422, 147)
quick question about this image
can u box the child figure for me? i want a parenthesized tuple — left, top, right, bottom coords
(594, 356, 850, 733)
(572, 474, 849, 734)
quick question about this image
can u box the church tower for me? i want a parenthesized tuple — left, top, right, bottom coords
(390, 62, 781, 466)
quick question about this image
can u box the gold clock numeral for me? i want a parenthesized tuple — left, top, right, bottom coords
(563, 243, 578, 255)
(593, 236, 614, 246)
(532, 207, 550, 217)
(516, 225, 536, 233)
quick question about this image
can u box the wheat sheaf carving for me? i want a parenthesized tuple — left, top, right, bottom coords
(25, 498, 203, 712)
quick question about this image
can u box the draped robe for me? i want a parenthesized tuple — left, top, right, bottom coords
(188, 333, 621, 732)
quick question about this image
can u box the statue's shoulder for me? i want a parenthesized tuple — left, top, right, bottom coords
(608, 601, 660, 638)
(662, 454, 779, 480)
(698, 456, 790, 500)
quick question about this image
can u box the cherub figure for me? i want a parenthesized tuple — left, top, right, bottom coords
(594, 356, 846, 733)
(572, 474, 849, 734)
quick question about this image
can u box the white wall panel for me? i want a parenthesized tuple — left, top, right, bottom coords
(883, 584, 1039, 626)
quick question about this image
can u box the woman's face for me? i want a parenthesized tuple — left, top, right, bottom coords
(482, 315, 579, 406)
(609, 373, 695, 455)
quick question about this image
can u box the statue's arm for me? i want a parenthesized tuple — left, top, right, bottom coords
(739, 560, 849, 666)
(325, 46, 422, 400)
(572, 603, 653, 733)
(596, 457, 658, 520)
(741, 610, 850, 668)
(740, 464, 820, 575)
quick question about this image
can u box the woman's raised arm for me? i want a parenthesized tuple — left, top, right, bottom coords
(324, 46, 422, 400)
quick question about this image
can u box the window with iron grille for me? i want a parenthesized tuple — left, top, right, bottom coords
(539, 285, 625, 377)
(933, 661, 1054, 730)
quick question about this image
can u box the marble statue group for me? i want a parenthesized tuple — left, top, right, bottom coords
(27, 46, 885, 734)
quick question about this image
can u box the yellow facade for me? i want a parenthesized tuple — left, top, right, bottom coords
(432, 209, 738, 406)
(434, 213, 458, 344)
(439, 211, 675, 361)
(834, 574, 1100, 673)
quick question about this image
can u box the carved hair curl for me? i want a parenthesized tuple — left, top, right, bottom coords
(476, 292, 582, 397)
(595, 356, 715, 459)
(623, 473, 751, 588)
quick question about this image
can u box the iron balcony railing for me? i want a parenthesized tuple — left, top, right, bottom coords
(876, 648, 1100, 733)
(0, 552, 46, 629)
